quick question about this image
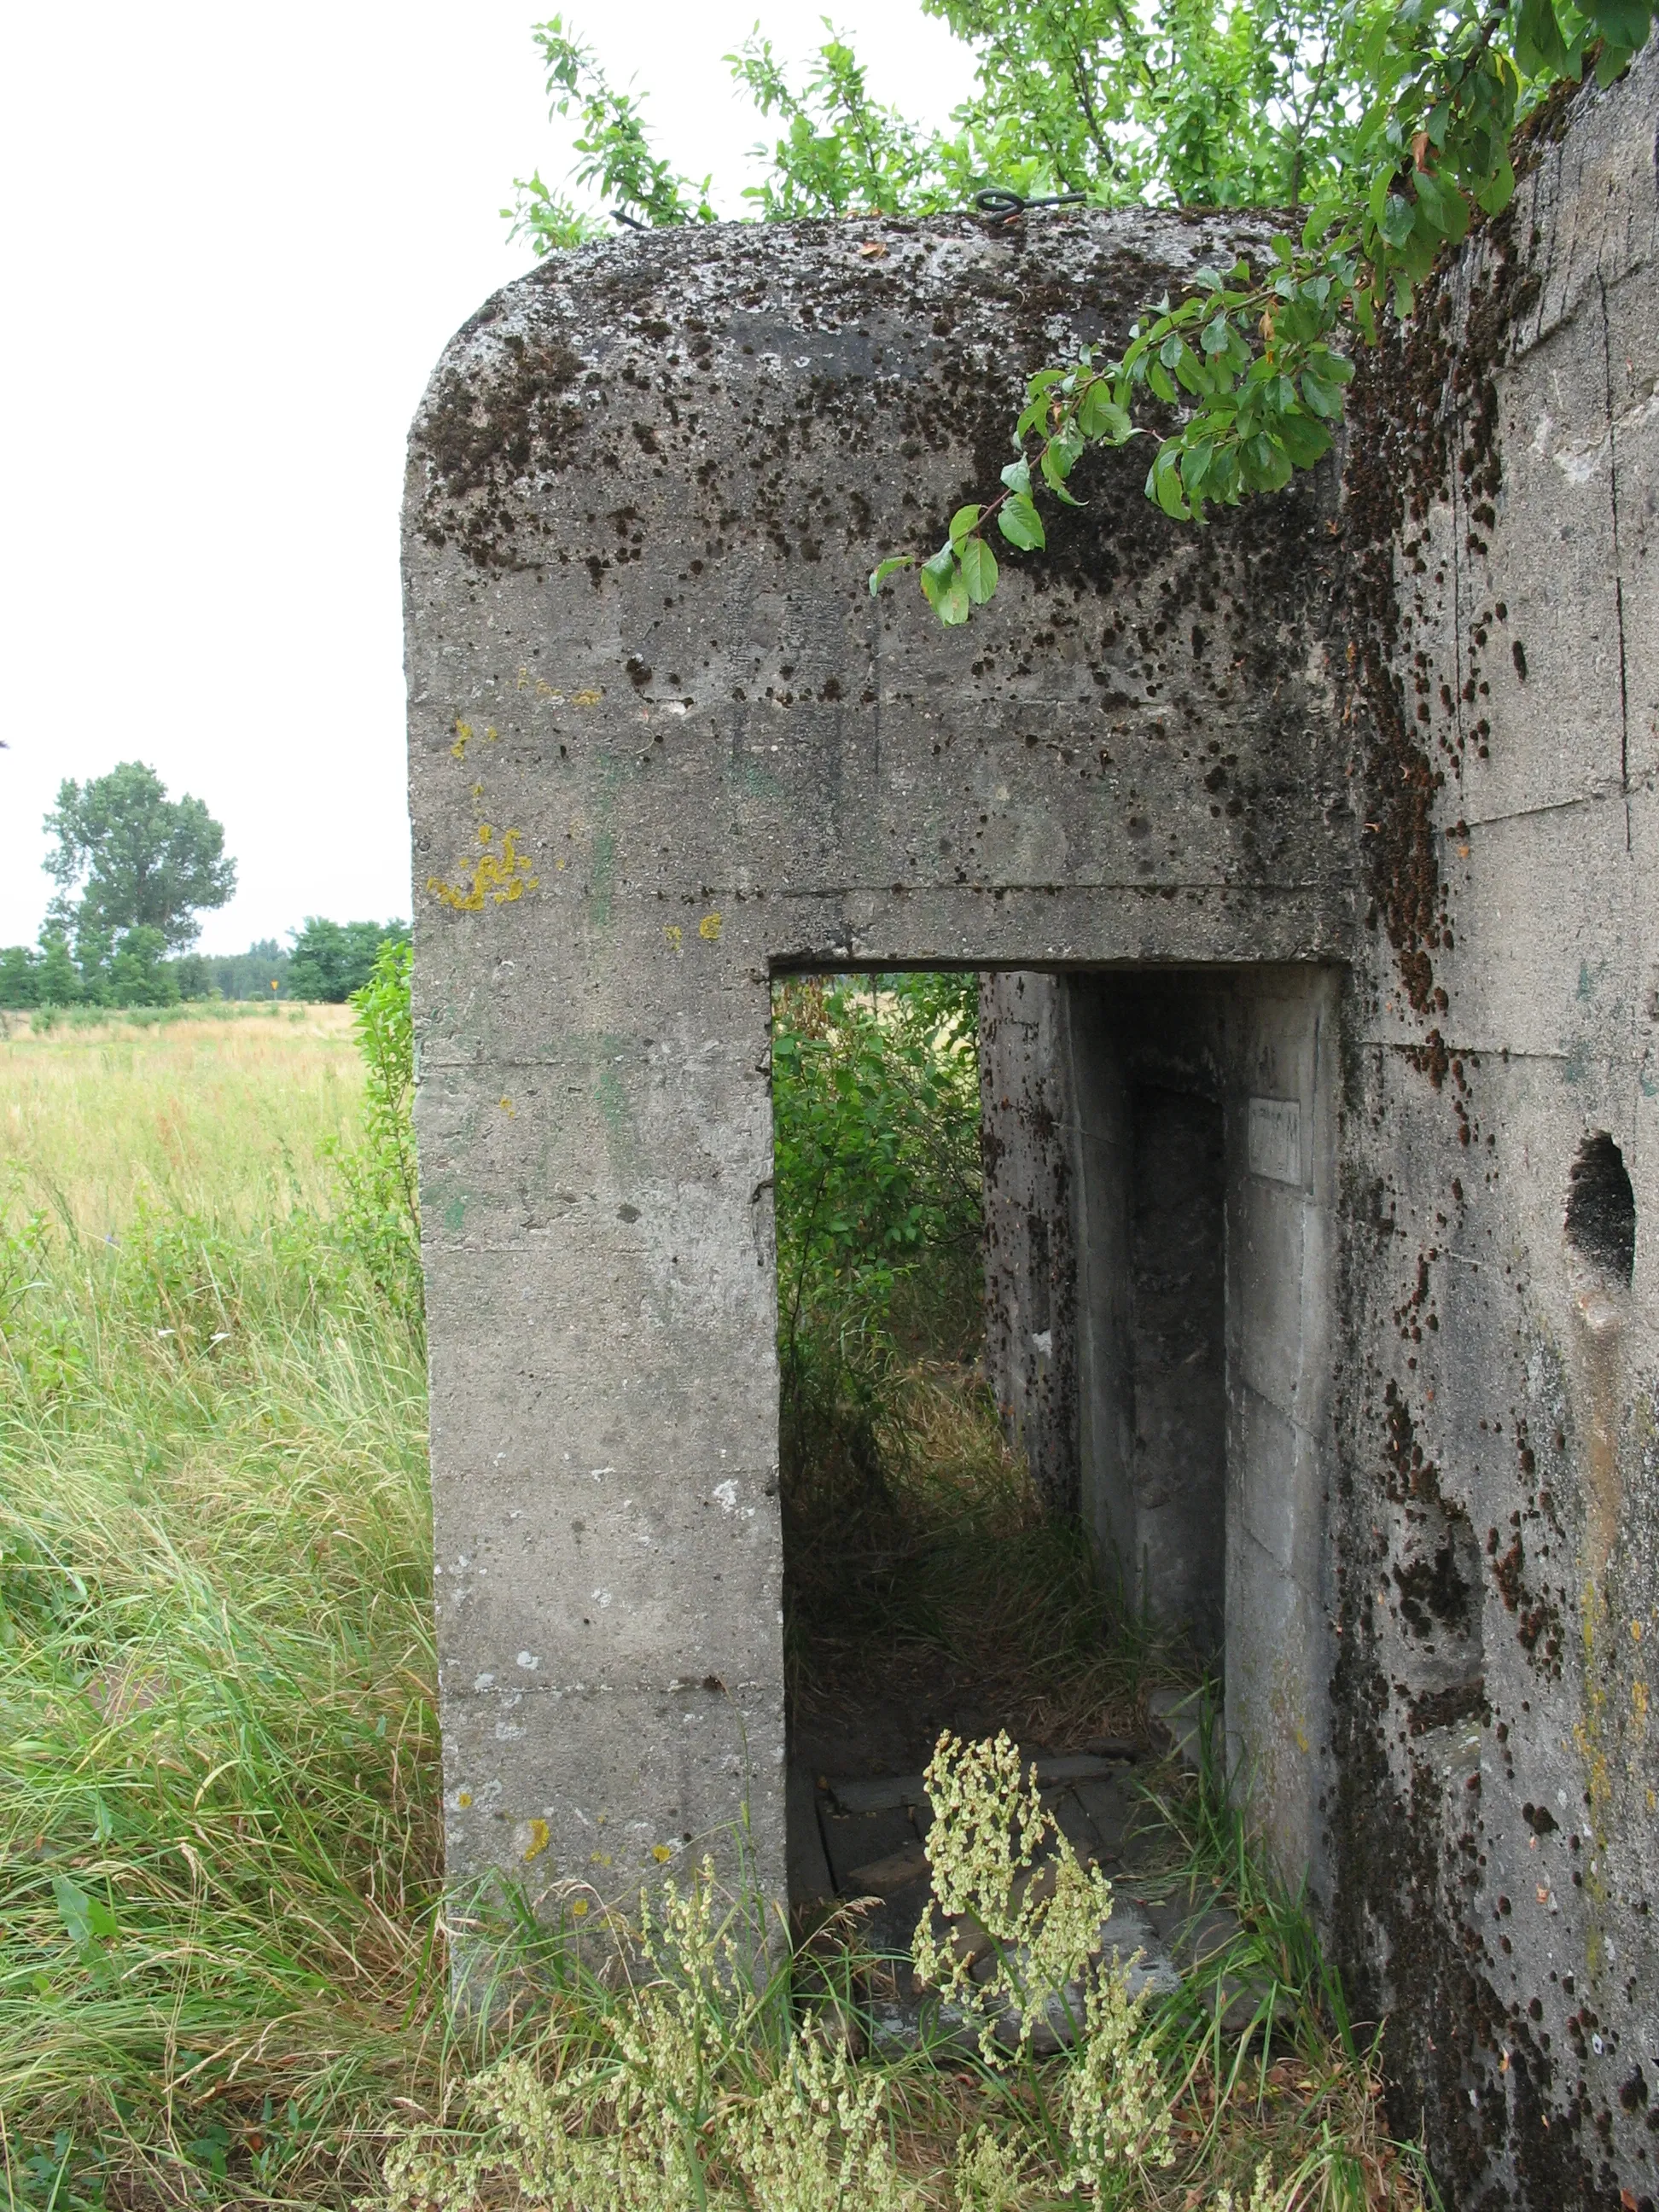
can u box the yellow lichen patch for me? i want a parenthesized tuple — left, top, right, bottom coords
(451, 719, 473, 760)
(652, 1843, 674, 1863)
(428, 826, 541, 911)
(456, 1790, 474, 1809)
(571, 1897, 589, 1917)
(664, 923, 683, 953)
(699, 911, 723, 941)
(499, 1097, 515, 1117)
(516, 667, 566, 701)
(521, 1818, 550, 1863)
(1633, 1679, 1648, 1728)
(571, 688, 604, 706)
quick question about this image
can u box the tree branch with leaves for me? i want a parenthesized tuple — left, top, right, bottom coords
(502, 1, 1653, 624)
(876, 0, 1652, 622)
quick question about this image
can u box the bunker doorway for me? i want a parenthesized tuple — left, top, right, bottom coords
(777, 963, 1340, 1934)
(771, 969, 1041, 1801)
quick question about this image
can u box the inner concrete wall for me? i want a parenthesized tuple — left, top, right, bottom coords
(983, 964, 1340, 1868)
(405, 41, 1659, 2204)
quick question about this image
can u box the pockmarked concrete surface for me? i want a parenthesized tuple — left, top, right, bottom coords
(406, 41, 1658, 2205)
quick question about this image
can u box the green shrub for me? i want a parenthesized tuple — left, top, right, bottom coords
(772, 974, 980, 1480)
(331, 940, 423, 1335)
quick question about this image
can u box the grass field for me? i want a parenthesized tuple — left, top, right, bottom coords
(0, 1006, 1433, 2210)
(0, 1003, 360, 1233)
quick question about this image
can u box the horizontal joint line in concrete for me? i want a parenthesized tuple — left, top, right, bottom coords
(1363, 1040, 1644, 1067)
(771, 879, 1333, 899)
(1456, 787, 1631, 834)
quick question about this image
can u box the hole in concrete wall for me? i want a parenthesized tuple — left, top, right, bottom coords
(1564, 1132, 1634, 1287)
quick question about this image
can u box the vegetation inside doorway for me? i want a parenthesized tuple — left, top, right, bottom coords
(771, 971, 1152, 1781)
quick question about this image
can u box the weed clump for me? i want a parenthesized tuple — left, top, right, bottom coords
(911, 1732, 1120, 2066)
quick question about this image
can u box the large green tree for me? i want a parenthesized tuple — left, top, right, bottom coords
(44, 763, 236, 980)
(287, 917, 410, 1004)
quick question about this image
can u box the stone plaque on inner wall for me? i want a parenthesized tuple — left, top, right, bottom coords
(1248, 1098, 1301, 1185)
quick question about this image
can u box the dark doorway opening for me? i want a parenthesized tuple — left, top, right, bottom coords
(772, 971, 1204, 1952)
(1126, 1082, 1228, 1662)
(773, 961, 1342, 2042)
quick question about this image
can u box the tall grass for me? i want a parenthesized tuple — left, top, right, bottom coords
(0, 1003, 360, 1233)
(0, 1005, 1434, 2210)
(0, 1009, 438, 2204)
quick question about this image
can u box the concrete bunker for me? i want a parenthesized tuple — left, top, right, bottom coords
(405, 44, 1659, 2205)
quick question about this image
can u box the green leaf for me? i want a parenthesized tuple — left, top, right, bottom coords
(1079, 385, 1132, 443)
(937, 563, 972, 625)
(1516, 0, 1572, 74)
(958, 535, 998, 605)
(1301, 198, 1342, 251)
(1301, 371, 1346, 419)
(948, 504, 981, 546)
(997, 494, 1045, 551)
(1147, 447, 1190, 520)
(1147, 359, 1177, 404)
(1475, 151, 1516, 218)
(918, 544, 958, 610)
(999, 457, 1032, 496)
(867, 556, 913, 596)
(1411, 166, 1455, 239)
(54, 1875, 119, 1947)
(1172, 342, 1210, 396)
(1583, 0, 1651, 48)
(1039, 442, 1085, 504)
(1275, 410, 1333, 469)
(1377, 190, 1416, 247)
(1180, 437, 1215, 499)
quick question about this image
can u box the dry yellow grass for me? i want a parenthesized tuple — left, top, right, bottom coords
(0, 1002, 364, 1232)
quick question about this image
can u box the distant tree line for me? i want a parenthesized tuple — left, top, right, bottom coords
(0, 922, 410, 1010)
(0, 761, 408, 1009)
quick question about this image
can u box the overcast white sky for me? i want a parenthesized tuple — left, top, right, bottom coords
(0, 4, 979, 954)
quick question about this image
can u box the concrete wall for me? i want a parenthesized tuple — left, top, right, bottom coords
(1322, 49, 1659, 2205)
(405, 41, 1659, 2203)
(980, 972, 1083, 1520)
(973, 50, 1659, 2203)
(405, 197, 1351, 1929)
